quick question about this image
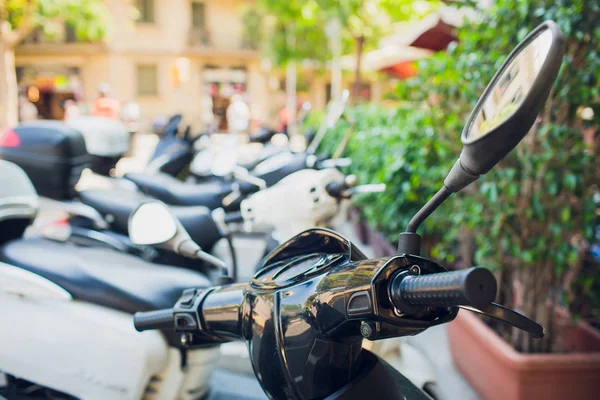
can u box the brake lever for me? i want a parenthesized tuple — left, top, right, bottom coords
(317, 158, 352, 169)
(341, 183, 386, 197)
(459, 302, 544, 338)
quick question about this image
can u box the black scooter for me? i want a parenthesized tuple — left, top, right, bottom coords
(131, 21, 565, 399)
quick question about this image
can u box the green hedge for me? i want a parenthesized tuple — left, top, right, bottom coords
(314, 104, 458, 254)
(314, 0, 599, 352)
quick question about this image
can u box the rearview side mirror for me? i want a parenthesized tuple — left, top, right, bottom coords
(399, 21, 566, 256)
(445, 21, 566, 192)
(129, 201, 229, 273)
(129, 202, 178, 246)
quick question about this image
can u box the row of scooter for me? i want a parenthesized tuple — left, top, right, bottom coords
(0, 21, 565, 400)
(0, 91, 432, 399)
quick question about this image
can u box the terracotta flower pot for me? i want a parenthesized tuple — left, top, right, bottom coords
(448, 311, 600, 400)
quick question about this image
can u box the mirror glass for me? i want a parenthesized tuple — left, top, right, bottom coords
(129, 202, 177, 245)
(468, 29, 553, 140)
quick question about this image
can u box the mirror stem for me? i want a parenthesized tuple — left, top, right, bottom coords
(406, 186, 452, 233)
(398, 186, 452, 256)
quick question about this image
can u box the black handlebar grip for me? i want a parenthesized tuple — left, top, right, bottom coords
(391, 267, 497, 311)
(133, 309, 173, 332)
(325, 181, 346, 198)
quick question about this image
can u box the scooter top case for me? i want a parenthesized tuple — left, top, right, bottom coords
(66, 116, 130, 176)
(0, 121, 90, 200)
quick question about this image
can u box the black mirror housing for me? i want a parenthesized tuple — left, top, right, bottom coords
(458, 21, 566, 177)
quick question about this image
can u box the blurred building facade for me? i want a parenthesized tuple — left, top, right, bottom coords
(14, 0, 281, 130)
(14, 1, 460, 130)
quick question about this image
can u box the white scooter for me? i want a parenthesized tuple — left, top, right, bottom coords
(0, 160, 253, 400)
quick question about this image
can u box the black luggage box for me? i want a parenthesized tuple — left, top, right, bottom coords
(0, 121, 90, 199)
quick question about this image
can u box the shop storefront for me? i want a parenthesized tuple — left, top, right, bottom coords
(16, 65, 83, 120)
(203, 66, 247, 131)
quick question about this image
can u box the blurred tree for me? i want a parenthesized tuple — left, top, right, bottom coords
(253, 0, 331, 67)
(316, 0, 439, 98)
(252, 0, 439, 102)
(0, 0, 110, 128)
(250, 0, 333, 135)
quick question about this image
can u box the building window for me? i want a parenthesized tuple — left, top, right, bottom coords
(137, 65, 158, 96)
(137, 0, 155, 23)
(191, 2, 206, 29)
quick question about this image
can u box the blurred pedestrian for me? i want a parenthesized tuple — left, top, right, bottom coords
(63, 99, 80, 120)
(18, 95, 38, 122)
(278, 105, 292, 135)
(122, 100, 141, 156)
(202, 92, 217, 134)
(226, 94, 250, 134)
(122, 100, 141, 132)
(90, 83, 121, 119)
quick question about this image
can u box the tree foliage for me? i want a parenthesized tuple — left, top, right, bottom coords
(0, 0, 111, 128)
(1, 0, 110, 45)
(317, 0, 600, 353)
(251, 0, 439, 72)
(249, 0, 332, 66)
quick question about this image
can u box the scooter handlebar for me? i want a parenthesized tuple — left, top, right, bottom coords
(389, 267, 497, 312)
(133, 309, 173, 332)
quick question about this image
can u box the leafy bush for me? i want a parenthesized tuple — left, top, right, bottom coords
(318, 0, 599, 353)
(316, 104, 458, 251)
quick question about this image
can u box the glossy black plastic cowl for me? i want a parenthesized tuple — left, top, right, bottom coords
(190, 229, 457, 399)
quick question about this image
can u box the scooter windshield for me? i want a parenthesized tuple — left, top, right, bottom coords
(256, 228, 367, 271)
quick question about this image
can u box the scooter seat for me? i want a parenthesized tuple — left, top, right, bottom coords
(124, 172, 234, 210)
(0, 237, 210, 314)
(78, 189, 222, 250)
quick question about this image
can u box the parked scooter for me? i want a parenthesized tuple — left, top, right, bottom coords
(66, 116, 130, 177)
(170, 101, 314, 181)
(131, 21, 565, 399)
(145, 114, 201, 177)
(0, 160, 234, 399)
(123, 93, 351, 210)
(238, 168, 383, 252)
(54, 95, 355, 263)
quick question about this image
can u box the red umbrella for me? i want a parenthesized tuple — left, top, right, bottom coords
(410, 18, 457, 52)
